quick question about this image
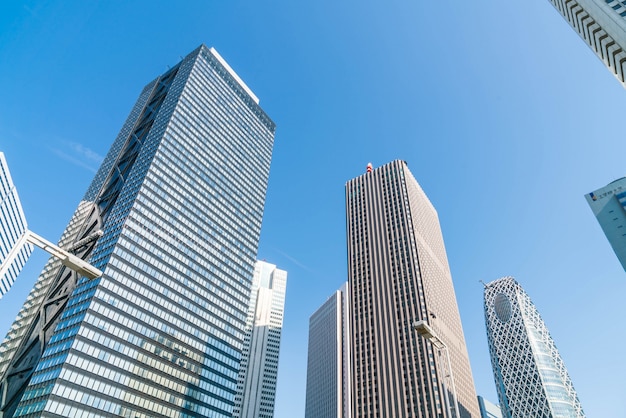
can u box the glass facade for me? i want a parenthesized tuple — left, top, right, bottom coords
(0, 45, 275, 418)
(305, 283, 351, 418)
(233, 261, 287, 418)
(585, 177, 626, 270)
(484, 277, 585, 418)
(0, 152, 33, 298)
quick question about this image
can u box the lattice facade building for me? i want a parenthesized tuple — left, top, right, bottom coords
(484, 277, 585, 418)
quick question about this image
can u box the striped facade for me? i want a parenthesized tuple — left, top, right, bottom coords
(547, 0, 626, 87)
(0, 152, 32, 298)
(0, 45, 275, 418)
(345, 160, 479, 418)
(305, 283, 351, 418)
(233, 261, 287, 418)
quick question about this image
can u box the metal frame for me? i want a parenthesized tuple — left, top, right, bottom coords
(0, 230, 102, 280)
(413, 320, 460, 418)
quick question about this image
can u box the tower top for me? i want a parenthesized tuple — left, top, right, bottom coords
(366, 162, 373, 173)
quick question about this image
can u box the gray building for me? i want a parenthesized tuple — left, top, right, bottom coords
(477, 396, 502, 418)
(0, 45, 275, 418)
(585, 177, 626, 270)
(546, 0, 626, 87)
(346, 160, 479, 417)
(233, 261, 287, 418)
(0, 152, 32, 298)
(484, 277, 584, 418)
(305, 283, 351, 418)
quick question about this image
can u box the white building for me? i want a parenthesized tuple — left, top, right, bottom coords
(585, 177, 626, 270)
(547, 0, 626, 87)
(484, 277, 585, 418)
(234, 260, 287, 418)
(0, 152, 32, 298)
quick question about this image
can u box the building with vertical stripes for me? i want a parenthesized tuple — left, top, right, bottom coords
(546, 0, 626, 87)
(585, 177, 626, 270)
(345, 160, 479, 417)
(484, 277, 585, 418)
(0, 44, 275, 418)
(233, 260, 287, 418)
(305, 283, 351, 418)
(0, 152, 32, 299)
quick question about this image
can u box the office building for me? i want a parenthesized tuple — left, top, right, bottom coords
(546, 0, 626, 87)
(0, 44, 275, 418)
(346, 160, 479, 417)
(477, 396, 502, 418)
(0, 152, 32, 298)
(305, 283, 351, 418)
(585, 177, 626, 270)
(233, 261, 287, 418)
(484, 277, 585, 418)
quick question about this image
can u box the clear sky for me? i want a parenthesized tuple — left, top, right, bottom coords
(1, 1, 625, 417)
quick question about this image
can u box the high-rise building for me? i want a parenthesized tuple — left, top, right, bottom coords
(585, 177, 626, 270)
(233, 260, 287, 418)
(484, 277, 585, 418)
(0, 44, 275, 418)
(477, 396, 502, 418)
(0, 152, 32, 298)
(546, 0, 626, 87)
(304, 283, 351, 418)
(346, 160, 479, 418)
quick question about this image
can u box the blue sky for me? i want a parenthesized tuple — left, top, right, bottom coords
(1, 1, 625, 416)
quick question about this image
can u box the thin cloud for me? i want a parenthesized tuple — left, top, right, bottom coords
(52, 149, 99, 173)
(66, 142, 103, 164)
(272, 247, 312, 273)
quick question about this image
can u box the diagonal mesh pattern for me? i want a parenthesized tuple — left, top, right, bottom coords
(484, 277, 585, 418)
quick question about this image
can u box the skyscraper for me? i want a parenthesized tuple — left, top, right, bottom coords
(477, 396, 502, 418)
(345, 160, 479, 418)
(304, 283, 351, 418)
(233, 260, 287, 418)
(484, 277, 585, 418)
(0, 44, 275, 418)
(0, 152, 32, 298)
(546, 0, 626, 87)
(585, 177, 626, 270)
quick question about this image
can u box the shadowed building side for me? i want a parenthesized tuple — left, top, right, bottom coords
(0, 44, 275, 418)
(346, 160, 479, 418)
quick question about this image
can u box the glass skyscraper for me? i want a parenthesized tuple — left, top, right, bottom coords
(546, 0, 626, 87)
(0, 152, 32, 299)
(0, 44, 275, 418)
(305, 283, 351, 418)
(484, 277, 585, 418)
(233, 260, 287, 418)
(346, 160, 479, 418)
(585, 177, 626, 270)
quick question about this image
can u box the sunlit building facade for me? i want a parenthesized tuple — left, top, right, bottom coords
(0, 152, 32, 298)
(585, 177, 626, 270)
(546, 0, 626, 87)
(233, 261, 287, 418)
(346, 160, 479, 417)
(484, 277, 585, 418)
(0, 45, 275, 418)
(304, 283, 351, 418)
(477, 396, 502, 418)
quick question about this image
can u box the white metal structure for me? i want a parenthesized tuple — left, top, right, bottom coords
(413, 320, 461, 418)
(0, 230, 102, 280)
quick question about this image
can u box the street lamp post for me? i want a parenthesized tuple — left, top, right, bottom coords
(0, 230, 102, 281)
(413, 320, 460, 418)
